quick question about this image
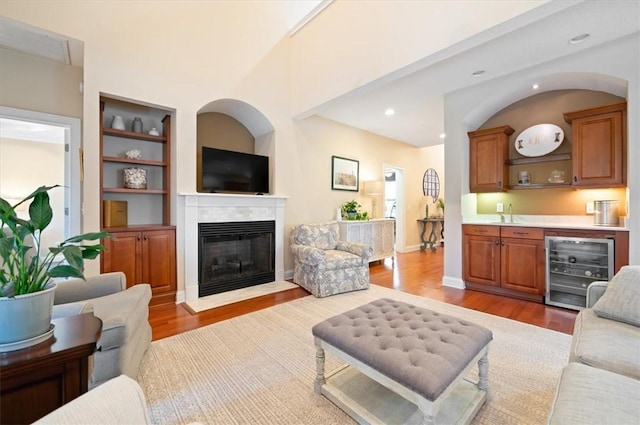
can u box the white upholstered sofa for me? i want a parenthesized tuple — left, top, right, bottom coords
(547, 265, 640, 424)
(53, 272, 152, 388)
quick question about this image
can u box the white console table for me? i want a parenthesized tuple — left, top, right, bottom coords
(338, 219, 395, 262)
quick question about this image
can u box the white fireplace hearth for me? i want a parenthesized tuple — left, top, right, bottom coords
(180, 193, 287, 302)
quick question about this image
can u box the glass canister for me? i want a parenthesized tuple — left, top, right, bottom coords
(123, 167, 147, 189)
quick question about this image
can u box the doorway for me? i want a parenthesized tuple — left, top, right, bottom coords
(383, 165, 405, 252)
(0, 106, 81, 246)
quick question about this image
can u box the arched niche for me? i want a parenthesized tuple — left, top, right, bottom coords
(465, 72, 627, 129)
(196, 99, 275, 193)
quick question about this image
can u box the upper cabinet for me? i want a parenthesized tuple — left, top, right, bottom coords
(563, 102, 627, 188)
(468, 126, 514, 192)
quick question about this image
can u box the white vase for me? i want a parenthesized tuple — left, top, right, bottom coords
(111, 115, 125, 130)
(0, 282, 56, 350)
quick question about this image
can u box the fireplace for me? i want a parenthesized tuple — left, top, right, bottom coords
(180, 192, 286, 302)
(198, 221, 275, 297)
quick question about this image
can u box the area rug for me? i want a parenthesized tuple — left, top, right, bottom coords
(184, 281, 299, 313)
(138, 284, 571, 424)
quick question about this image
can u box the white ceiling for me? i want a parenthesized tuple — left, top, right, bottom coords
(309, 0, 639, 147)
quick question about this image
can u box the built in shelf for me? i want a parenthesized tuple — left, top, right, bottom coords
(103, 128, 166, 143)
(506, 153, 571, 166)
(508, 182, 572, 190)
(103, 188, 167, 194)
(102, 156, 167, 167)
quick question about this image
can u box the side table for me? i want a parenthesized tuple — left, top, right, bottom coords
(0, 312, 102, 424)
(417, 217, 444, 251)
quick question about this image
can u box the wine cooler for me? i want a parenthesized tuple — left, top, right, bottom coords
(545, 236, 614, 310)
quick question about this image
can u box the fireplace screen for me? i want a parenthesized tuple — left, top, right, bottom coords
(198, 221, 275, 297)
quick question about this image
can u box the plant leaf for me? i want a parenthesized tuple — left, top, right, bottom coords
(48, 264, 84, 279)
(81, 244, 106, 260)
(29, 191, 53, 231)
(64, 232, 111, 244)
(61, 245, 83, 270)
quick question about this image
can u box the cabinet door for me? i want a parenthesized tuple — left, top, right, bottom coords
(571, 110, 624, 187)
(101, 231, 141, 288)
(468, 126, 513, 193)
(500, 238, 545, 295)
(463, 234, 500, 286)
(141, 229, 176, 296)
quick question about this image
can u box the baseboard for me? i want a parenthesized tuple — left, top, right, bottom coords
(175, 290, 186, 303)
(284, 269, 294, 280)
(443, 275, 465, 289)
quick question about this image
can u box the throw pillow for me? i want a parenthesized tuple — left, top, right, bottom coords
(593, 265, 640, 327)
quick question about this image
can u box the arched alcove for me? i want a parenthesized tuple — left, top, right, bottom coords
(465, 72, 628, 128)
(196, 99, 276, 193)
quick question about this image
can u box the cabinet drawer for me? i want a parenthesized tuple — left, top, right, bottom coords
(463, 225, 499, 237)
(501, 226, 543, 240)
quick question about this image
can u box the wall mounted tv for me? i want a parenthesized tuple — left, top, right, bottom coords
(201, 146, 269, 194)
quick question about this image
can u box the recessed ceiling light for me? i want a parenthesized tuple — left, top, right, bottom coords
(471, 70, 485, 77)
(384, 108, 395, 116)
(439, 133, 446, 139)
(532, 84, 539, 89)
(569, 33, 590, 44)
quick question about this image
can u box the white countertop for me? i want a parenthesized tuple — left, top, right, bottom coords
(463, 215, 629, 232)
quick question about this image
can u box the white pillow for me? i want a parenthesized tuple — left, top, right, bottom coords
(593, 265, 640, 327)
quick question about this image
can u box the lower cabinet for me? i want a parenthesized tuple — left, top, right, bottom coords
(338, 219, 395, 262)
(102, 226, 176, 306)
(463, 225, 545, 302)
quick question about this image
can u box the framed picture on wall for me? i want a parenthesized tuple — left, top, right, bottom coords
(331, 155, 359, 191)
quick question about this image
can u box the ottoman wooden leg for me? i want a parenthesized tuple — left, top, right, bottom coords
(314, 338, 325, 394)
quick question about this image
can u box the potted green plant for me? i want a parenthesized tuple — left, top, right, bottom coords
(0, 185, 109, 348)
(341, 200, 370, 221)
(341, 199, 361, 220)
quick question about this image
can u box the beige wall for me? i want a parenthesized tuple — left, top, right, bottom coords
(0, 47, 82, 118)
(476, 89, 627, 215)
(284, 115, 444, 270)
(196, 113, 255, 192)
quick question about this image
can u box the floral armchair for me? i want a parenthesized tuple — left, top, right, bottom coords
(290, 222, 373, 297)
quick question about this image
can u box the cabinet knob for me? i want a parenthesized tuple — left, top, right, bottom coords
(501, 240, 505, 246)
(498, 181, 502, 187)
(574, 176, 577, 182)
(495, 239, 500, 245)
(137, 235, 141, 241)
(144, 235, 148, 241)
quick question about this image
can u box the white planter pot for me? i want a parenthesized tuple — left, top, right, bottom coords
(0, 282, 56, 346)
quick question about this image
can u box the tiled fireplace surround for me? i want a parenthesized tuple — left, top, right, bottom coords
(181, 193, 286, 302)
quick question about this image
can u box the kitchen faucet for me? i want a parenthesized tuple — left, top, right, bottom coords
(508, 203, 513, 223)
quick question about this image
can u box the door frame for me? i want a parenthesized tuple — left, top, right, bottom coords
(0, 106, 82, 238)
(383, 164, 405, 252)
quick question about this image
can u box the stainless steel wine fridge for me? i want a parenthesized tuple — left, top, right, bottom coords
(545, 236, 614, 310)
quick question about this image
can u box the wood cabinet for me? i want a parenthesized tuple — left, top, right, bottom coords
(563, 102, 626, 188)
(102, 227, 176, 306)
(463, 225, 545, 302)
(338, 219, 395, 262)
(99, 96, 176, 305)
(468, 126, 514, 192)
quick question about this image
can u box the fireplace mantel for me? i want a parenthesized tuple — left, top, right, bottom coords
(179, 193, 287, 301)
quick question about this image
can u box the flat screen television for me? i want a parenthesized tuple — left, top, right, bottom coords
(201, 147, 269, 194)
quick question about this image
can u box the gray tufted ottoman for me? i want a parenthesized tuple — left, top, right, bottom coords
(312, 298, 493, 425)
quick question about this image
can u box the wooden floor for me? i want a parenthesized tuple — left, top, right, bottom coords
(149, 249, 577, 341)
